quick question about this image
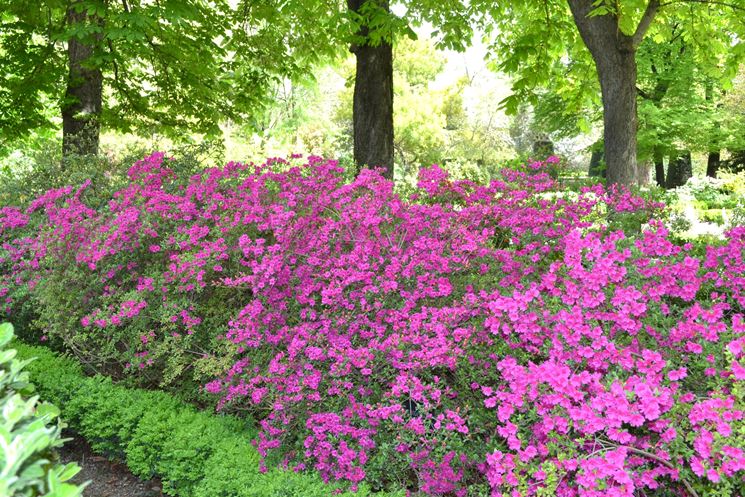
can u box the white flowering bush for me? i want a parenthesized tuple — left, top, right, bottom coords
(664, 172, 745, 240)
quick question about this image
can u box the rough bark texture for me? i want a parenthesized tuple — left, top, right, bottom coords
(636, 160, 652, 185)
(706, 150, 720, 178)
(568, 0, 659, 186)
(666, 151, 692, 189)
(62, 5, 103, 157)
(596, 49, 639, 186)
(347, 0, 394, 179)
(653, 146, 665, 187)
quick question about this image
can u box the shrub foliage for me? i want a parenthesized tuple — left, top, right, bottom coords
(12, 341, 395, 497)
(0, 323, 85, 497)
(1, 153, 744, 496)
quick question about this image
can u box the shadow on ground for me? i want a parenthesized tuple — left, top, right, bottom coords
(60, 431, 163, 497)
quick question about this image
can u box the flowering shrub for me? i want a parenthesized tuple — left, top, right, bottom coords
(1, 152, 744, 496)
(662, 173, 745, 240)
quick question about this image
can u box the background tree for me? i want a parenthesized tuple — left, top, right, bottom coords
(485, 0, 745, 185)
(347, 0, 395, 177)
(391, 37, 446, 172)
(334, 36, 512, 181)
(0, 0, 335, 157)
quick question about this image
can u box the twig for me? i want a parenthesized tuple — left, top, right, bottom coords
(602, 440, 700, 497)
(659, 0, 745, 11)
(632, 0, 661, 48)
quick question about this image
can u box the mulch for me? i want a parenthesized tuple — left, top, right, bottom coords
(58, 431, 164, 497)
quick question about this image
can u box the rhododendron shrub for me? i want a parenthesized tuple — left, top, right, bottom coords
(1, 152, 743, 496)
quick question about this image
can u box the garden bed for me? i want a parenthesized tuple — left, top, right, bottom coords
(2, 154, 744, 496)
(59, 431, 163, 497)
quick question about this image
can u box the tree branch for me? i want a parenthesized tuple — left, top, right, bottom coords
(659, 0, 745, 11)
(632, 0, 660, 48)
(636, 85, 652, 99)
(600, 439, 700, 497)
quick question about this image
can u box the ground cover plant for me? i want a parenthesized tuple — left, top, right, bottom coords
(1, 153, 744, 496)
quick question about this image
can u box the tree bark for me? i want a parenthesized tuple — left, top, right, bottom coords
(347, 0, 394, 179)
(62, 4, 103, 157)
(653, 146, 665, 187)
(596, 49, 639, 186)
(666, 151, 692, 189)
(568, 0, 659, 186)
(589, 141, 605, 178)
(706, 150, 720, 178)
(703, 81, 721, 179)
(637, 160, 652, 185)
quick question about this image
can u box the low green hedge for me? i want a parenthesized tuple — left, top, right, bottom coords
(13, 342, 400, 497)
(0, 324, 85, 497)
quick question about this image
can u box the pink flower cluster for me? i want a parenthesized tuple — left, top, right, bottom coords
(1, 152, 743, 496)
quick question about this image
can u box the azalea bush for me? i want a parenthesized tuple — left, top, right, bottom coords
(1, 152, 744, 496)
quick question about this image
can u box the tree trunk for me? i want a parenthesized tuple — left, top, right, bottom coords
(589, 141, 605, 178)
(62, 4, 103, 157)
(568, 0, 659, 186)
(653, 146, 665, 187)
(706, 150, 720, 178)
(347, 0, 394, 179)
(704, 81, 721, 179)
(666, 151, 692, 189)
(637, 160, 652, 185)
(594, 49, 639, 186)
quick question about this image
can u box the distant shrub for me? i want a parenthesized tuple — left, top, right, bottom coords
(0, 323, 85, 497)
(1, 153, 743, 496)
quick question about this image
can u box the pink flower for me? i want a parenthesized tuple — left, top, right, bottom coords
(668, 367, 687, 381)
(3, 152, 744, 495)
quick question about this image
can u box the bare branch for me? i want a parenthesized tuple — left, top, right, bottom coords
(659, 0, 745, 11)
(632, 0, 660, 48)
(636, 85, 652, 99)
(600, 439, 700, 497)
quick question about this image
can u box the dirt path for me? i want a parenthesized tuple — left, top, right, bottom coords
(59, 431, 164, 497)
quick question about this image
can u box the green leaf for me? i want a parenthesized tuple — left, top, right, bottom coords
(36, 402, 61, 420)
(0, 349, 17, 364)
(0, 322, 14, 347)
(56, 463, 83, 483)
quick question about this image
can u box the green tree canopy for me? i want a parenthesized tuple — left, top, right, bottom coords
(0, 0, 344, 154)
(482, 0, 745, 184)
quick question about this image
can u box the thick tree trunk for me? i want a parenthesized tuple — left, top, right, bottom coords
(666, 151, 692, 189)
(62, 5, 103, 157)
(637, 160, 652, 185)
(653, 146, 665, 187)
(595, 49, 639, 186)
(706, 150, 720, 178)
(568, 0, 659, 186)
(347, 0, 394, 179)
